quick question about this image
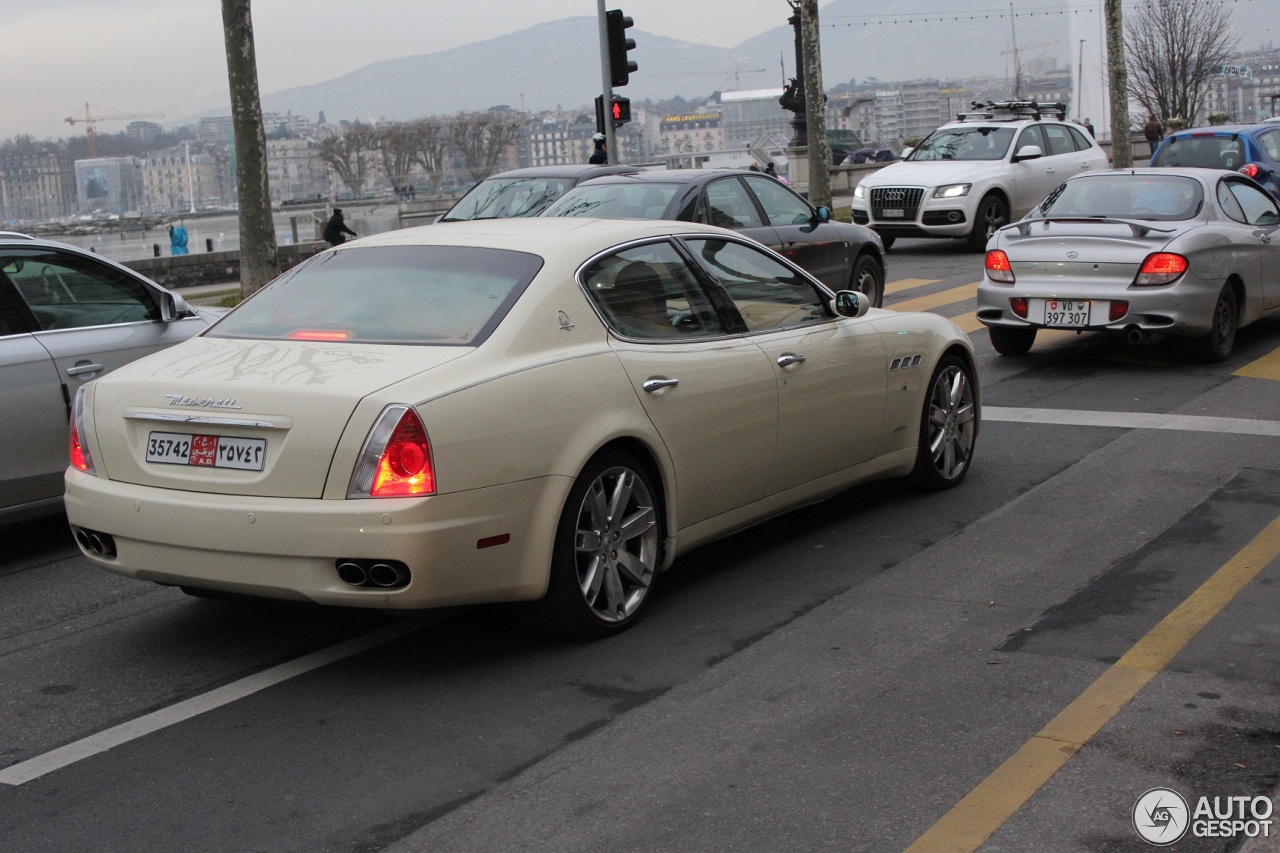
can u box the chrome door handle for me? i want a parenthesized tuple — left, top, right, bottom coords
(642, 377, 679, 393)
(66, 363, 104, 377)
(777, 354, 806, 368)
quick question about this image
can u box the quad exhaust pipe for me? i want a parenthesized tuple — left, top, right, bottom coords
(335, 558, 411, 590)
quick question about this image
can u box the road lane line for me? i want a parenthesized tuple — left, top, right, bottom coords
(0, 618, 425, 786)
(888, 282, 979, 313)
(885, 278, 942, 295)
(984, 406, 1280, 437)
(945, 311, 985, 333)
(905, 513, 1280, 853)
(1235, 347, 1280, 381)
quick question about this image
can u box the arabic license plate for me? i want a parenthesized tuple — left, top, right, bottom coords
(880, 209, 905, 218)
(146, 431, 267, 471)
(1037, 299, 1092, 327)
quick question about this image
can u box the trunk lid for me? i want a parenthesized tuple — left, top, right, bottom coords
(998, 219, 1193, 286)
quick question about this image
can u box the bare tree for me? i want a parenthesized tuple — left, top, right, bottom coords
(317, 123, 376, 199)
(371, 124, 417, 194)
(449, 112, 521, 183)
(1124, 0, 1239, 127)
(404, 118, 451, 191)
(221, 0, 278, 298)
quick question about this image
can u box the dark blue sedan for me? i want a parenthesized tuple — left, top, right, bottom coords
(1150, 123, 1280, 200)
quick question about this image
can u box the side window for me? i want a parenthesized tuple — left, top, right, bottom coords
(1015, 125, 1047, 156)
(1067, 126, 1092, 152)
(742, 175, 813, 226)
(2, 250, 160, 331)
(1217, 181, 1248, 222)
(702, 178, 765, 229)
(1042, 124, 1077, 156)
(580, 241, 726, 340)
(1259, 130, 1280, 160)
(684, 237, 828, 332)
(1225, 180, 1280, 226)
(0, 284, 26, 336)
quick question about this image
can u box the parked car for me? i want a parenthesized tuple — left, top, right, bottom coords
(851, 101, 1109, 251)
(438, 165, 639, 222)
(976, 168, 1280, 360)
(0, 235, 222, 523)
(65, 218, 978, 637)
(1149, 122, 1280, 200)
(541, 168, 887, 305)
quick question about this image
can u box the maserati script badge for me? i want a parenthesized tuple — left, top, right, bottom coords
(165, 395, 242, 409)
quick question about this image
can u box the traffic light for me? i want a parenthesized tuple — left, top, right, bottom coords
(606, 9, 637, 87)
(611, 96, 632, 125)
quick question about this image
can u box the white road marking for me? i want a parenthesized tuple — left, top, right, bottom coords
(0, 618, 425, 786)
(984, 406, 1280, 437)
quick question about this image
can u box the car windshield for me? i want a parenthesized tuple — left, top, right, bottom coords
(542, 183, 681, 219)
(1034, 174, 1204, 221)
(1151, 135, 1247, 170)
(908, 126, 1016, 161)
(442, 177, 576, 220)
(207, 246, 543, 345)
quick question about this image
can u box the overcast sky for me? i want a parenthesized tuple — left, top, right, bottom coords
(4, 0, 820, 141)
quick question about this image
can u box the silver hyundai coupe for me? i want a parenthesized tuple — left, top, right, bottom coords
(976, 168, 1280, 360)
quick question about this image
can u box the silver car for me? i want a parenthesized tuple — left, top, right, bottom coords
(1, 235, 220, 523)
(977, 168, 1280, 360)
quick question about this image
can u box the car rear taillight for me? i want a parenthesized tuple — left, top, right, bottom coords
(1010, 297, 1029, 318)
(69, 386, 96, 475)
(1238, 163, 1262, 180)
(348, 405, 435, 498)
(1134, 253, 1188, 286)
(985, 250, 1015, 283)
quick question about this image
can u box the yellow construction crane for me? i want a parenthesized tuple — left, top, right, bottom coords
(65, 103, 165, 157)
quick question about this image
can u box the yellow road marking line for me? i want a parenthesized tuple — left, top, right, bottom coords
(947, 311, 985, 334)
(904, 513, 1280, 853)
(1234, 347, 1280, 381)
(886, 278, 942, 295)
(890, 282, 980, 313)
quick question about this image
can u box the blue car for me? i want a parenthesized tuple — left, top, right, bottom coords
(1150, 123, 1280, 200)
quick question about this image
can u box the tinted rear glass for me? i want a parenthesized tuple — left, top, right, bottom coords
(1036, 174, 1204, 221)
(443, 177, 576, 220)
(208, 246, 543, 345)
(543, 183, 682, 219)
(1152, 135, 1247, 170)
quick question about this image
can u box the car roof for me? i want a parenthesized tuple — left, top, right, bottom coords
(1166, 124, 1269, 137)
(562, 169, 756, 188)
(480, 165, 639, 180)
(1068, 166, 1232, 185)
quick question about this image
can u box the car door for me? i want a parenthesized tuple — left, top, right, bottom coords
(1219, 178, 1280, 309)
(742, 174, 850, 290)
(1011, 125, 1062, 215)
(2, 246, 206, 390)
(0, 281, 68, 515)
(580, 239, 779, 529)
(682, 236, 888, 496)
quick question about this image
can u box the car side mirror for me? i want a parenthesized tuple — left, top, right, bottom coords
(831, 290, 870, 318)
(815, 206, 832, 223)
(159, 290, 190, 322)
(1013, 144, 1043, 162)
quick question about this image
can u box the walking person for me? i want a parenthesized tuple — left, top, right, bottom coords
(323, 208, 357, 247)
(168, 222, 189, 256)
(1144, 114, 1163, 153)
(588, 133, 608, 165)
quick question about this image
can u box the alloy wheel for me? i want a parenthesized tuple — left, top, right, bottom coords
(926, 364, 977, 481)
(572, 465, 658, 623)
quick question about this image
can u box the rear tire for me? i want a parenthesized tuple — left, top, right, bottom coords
(909, 355, 978, 491)
(988, 326, 1037, 356)
(1195, 283, 1238, 362)
(519, 451, 661, 638)
(966, 195, 1008, 252)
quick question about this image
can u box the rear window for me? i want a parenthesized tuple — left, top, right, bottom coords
(543, 183, 681, 219)
(1152, 135, 1246, 170)
(207, 246, 543, 345)
(442, 177, 575, 220)
(1036, 174, 1204, 221)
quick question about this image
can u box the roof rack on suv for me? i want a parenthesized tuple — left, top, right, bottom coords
(956, 100, 1068, 122)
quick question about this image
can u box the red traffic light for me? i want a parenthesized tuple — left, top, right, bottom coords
(610, 96, 631, 124)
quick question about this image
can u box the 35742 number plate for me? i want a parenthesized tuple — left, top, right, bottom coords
(146, 431, 266, 471)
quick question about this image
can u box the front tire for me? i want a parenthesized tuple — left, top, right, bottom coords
(988, 325, 1037, 356)
(521, 451, 661, 638)
(966, 195, 1008, 252)
(851, 254, 885, 307)
(909, 355, 978, 490)
(1195, 283, 1238, 362)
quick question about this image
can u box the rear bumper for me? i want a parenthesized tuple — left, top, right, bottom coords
(64, 469, 570, 609)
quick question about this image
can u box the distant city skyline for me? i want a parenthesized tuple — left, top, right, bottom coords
(4, 0, 816, 141)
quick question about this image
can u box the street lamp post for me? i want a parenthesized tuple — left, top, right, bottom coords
(778, 2, 808, 148)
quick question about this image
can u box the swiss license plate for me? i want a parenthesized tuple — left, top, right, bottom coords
(146, 431, 267, 471)
(880, 208, 905, 218)
(1038, 299, 1091, 328)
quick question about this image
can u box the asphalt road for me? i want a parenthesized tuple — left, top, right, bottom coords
(2, 236, 1279, 852)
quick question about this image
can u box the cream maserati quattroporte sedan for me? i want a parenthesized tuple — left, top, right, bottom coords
(65, 218, 980, 637)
